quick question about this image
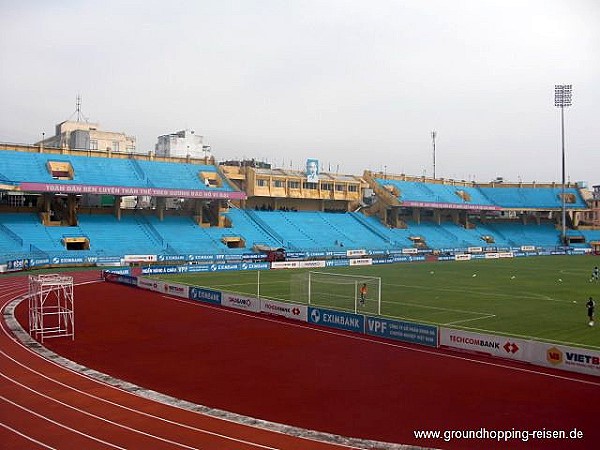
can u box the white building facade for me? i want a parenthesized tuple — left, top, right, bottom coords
(38, 121, 136, 153)
(155, 129, 206, 158)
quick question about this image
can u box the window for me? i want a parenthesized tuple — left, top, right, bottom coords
(89, 140, 98, 150)
(288, 181, 300, 189)
(112, 141, 119, 152)
(256, 179, 268, 187)
(274, 180, 285, 188)
(335, 184, 345, 192)
(302, 182, 318, 190)
(321, 183, 333, 191)
(348, 185, 358, 192)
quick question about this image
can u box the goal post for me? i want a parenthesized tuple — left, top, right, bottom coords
(291, 271, 382, 315)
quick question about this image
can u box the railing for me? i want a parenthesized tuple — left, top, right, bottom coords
(28, 244, 48, 257)
(165, 243, 179, 255)
(128, 156, 147, 182)
(244, 210, 293, 249)
(133, 213, 165, 247)
(349, 213, 395, 245)
(0, 223, 23, 246)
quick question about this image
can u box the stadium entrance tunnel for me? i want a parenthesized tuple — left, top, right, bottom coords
(221, 235, 246, 248)
(62, 237, 90, 250)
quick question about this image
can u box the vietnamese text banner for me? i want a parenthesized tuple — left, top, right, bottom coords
(20, 182, 246, 200)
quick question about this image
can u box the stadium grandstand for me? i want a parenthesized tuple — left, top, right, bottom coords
(0, 141, 599, 271)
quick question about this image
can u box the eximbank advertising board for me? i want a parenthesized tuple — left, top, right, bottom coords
(307, 307, 438, 347)
(308, 307, 364, 333)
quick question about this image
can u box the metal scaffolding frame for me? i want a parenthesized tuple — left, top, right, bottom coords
(28, 274, 74, 342)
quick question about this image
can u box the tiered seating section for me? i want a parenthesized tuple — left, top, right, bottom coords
(0, 154, 594, 262)
(0, 210, 567, 263)
(375, 178, 587, 209)
(0, 150, 234, 192)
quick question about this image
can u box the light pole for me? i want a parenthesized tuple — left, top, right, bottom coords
(554, 84, 572, 245)
(431, 130, 437, 179)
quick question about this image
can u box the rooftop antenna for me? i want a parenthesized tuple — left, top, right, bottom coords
(68, 94, 89, 123)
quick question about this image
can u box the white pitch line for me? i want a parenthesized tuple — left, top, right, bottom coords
(444, 314, 496, 326)
(384, 281, 575, 303)
(382, 299, 493, 316)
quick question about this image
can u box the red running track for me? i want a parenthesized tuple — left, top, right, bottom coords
(3, 273, 600, 449)
(1, 273, 363, 450)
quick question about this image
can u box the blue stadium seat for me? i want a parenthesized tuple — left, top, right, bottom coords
(0, 150, 236, 192)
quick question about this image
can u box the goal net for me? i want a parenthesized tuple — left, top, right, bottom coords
(290, 271, 382, 315)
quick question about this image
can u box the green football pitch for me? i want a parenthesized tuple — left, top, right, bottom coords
(155, 255, 600, 350)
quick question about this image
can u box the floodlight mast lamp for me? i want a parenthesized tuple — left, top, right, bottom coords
(554, 84, 572, 245)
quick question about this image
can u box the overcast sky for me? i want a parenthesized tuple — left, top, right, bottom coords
(1, 0, 598, 185)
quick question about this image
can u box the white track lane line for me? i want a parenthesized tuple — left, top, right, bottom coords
(1, 395, 127, 450)
(1, 280, 354, 450)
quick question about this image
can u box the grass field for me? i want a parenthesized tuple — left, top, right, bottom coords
(155, 255, 600, 350)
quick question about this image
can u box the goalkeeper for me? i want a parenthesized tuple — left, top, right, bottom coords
(587, 297, 595, 326)
(359, 283, 368, 306)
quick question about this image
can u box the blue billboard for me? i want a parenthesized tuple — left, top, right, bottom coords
(308, 307, 364, 333)
(365, 316, 438, 347)
(189, 287, 222, 305)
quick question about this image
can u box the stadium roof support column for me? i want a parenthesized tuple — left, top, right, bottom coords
(42, 193, 51, 216)
(67, 194, 77, 226)
(451, 210, 460, 225)
(156, 197, 166, 221)
(114, 196, 122, 220)
(461, 211, 470, 228)
(412, 208, 421, 225)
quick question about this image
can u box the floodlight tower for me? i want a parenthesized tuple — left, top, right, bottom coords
(554, 84, 572, 245)
(431, 130, 437, 179)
